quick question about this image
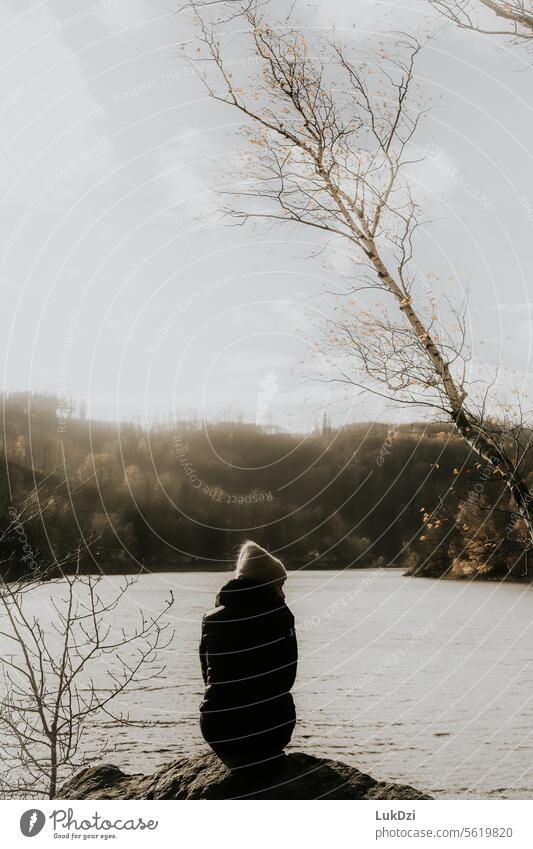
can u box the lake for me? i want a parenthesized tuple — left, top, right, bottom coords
(5, 568, 533, 798)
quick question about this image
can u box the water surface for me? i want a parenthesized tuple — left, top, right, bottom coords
(6, 569, 533, 799)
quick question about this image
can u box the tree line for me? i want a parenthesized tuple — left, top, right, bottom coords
(1, 393, 530, 580)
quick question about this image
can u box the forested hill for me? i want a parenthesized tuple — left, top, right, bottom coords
(1, 393, 529, 580)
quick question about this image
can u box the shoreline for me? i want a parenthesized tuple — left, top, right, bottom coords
(87, 564, 399, 577)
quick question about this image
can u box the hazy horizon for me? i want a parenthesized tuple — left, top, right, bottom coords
(2, 386, 457, 432)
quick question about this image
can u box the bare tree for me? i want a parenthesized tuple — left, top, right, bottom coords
(429, 0, 533, 43)
(0, 562, 174, 799)
(179, 0, 257, 18)
(188, 4, 533, 560)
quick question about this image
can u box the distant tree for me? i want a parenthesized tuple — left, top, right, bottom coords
(413, 488, 531, 579)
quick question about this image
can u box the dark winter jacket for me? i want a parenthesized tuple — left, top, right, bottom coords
(199, 577, 298, 711)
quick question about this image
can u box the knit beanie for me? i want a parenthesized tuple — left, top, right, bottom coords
(234, 540, 287, 585)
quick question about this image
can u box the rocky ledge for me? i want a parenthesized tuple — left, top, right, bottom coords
(58, 751, 431, 800)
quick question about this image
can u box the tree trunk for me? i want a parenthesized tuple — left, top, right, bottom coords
(49, 737, 57, 799)
(452, 409, 533, 560)
(320, 167, 533, 570)
(366, 240, 533, 566)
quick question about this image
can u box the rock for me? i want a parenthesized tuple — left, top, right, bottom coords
(58, 751, 431, 800)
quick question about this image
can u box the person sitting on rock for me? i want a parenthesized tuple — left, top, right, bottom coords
(199, 540, 297, 771)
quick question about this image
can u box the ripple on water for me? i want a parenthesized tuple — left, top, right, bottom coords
(6, 568, 532, 798)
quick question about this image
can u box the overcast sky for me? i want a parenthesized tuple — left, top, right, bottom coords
(1, 0, 532, 430)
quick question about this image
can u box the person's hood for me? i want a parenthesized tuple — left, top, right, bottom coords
(215, 577, 284, 611)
